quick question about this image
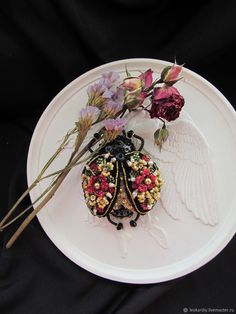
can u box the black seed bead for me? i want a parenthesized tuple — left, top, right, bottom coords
(130, 220, 137, 227)
(94, 133, 101, 139)
(127, 130, 134, 138)
(116, 153, 125, 161)
(117, 223, 123, 230)
(105, 145, 113, 152)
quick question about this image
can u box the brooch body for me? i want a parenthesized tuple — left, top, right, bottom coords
(82, 131, 163, 230)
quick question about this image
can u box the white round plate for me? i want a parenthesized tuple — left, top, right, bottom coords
(27, 58, 236, 284)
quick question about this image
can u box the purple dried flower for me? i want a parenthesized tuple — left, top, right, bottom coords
(87, 82, 106, 96)
(78, 106, 100, 131)
(102, 89, 114, 99)
(103, 118, 126, 141)
(113, 86, 126, 105)
(103, 118, 126, 131)
(79, 106, 100, 120)
(99, 71, 120, 89)
(87, 71, 120, 108)
(99, 100, 123, 119)
(87, 82, 111, 108)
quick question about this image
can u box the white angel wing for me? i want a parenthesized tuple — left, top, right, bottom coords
(126, 110, 219, 226)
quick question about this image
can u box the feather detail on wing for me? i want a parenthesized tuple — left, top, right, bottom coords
(126, 110, 219, 226)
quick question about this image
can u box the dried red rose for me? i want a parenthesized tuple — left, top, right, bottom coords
(149, 86, 184, 122)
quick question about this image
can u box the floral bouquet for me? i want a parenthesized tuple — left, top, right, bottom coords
(0, 62, 184, 248)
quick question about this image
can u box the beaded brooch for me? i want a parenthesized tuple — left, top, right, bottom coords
(81, 130, 163, 230)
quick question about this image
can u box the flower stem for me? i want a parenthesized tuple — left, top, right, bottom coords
(4, 106, 127, 248)
(144, 78, 163, 92)
(0, 179, 57, 231)
(5, 133, 103, 248)
(40, 142, 106, 181)
(6, 168, 71, 248)
(120, 105, 127, 118)
(0, 126, 77, 228)
(157, 117, 166, 128)
(3, 138, 104, 232)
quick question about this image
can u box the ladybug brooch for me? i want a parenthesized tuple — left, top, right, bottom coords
(81, 131, 163, 230)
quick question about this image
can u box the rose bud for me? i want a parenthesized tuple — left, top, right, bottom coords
(139, 68, 153, 89)
(161, 64, 182, 86)
(149, 86, 185, 122)
(121, 77, 142, 91)
(154, 126, 169, 149)
(125, 90, 147, 109)
(121, 69, 153, 109)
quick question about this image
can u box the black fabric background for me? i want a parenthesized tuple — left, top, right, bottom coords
(0, 1, 236, 313)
